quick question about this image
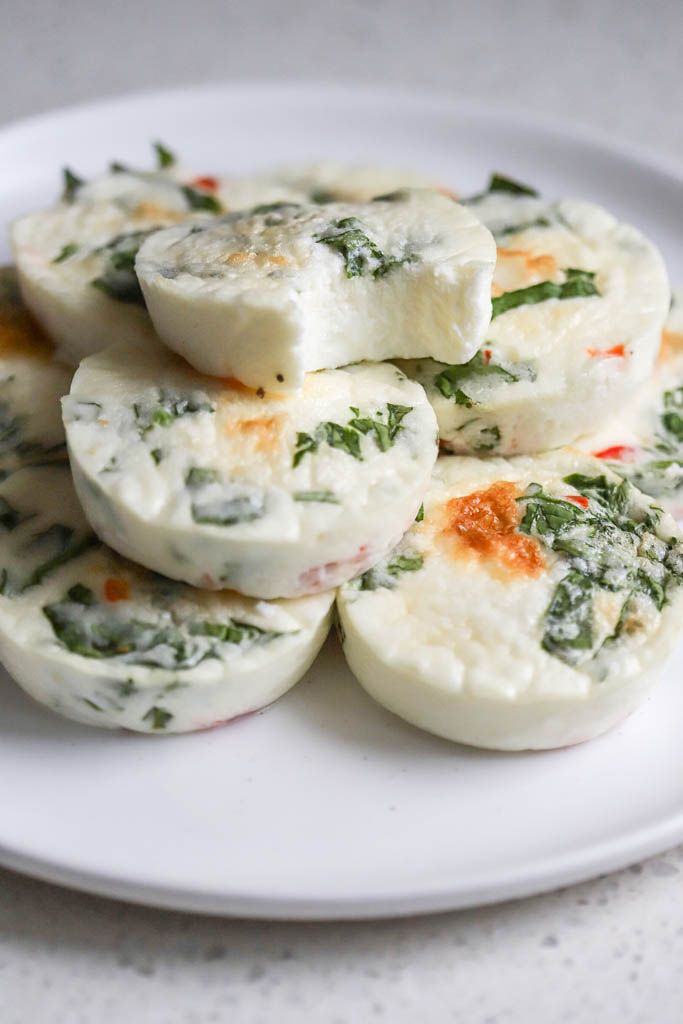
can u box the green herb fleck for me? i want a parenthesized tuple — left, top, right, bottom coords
(492, 268, 600, 319)
(415, 503, 425, 523)
(133, 388, 214, 435)
(315, 217, 416, 279)
(153, 141, 176, 169)
(181, 185, 222, 213)
(487, 173, 538, 197)
(82, 698, 103, 713)
(357, 551, 424, 591)
(185, 468, 264, 526)
(293, 404, 412, 467)
(143, 706, 173, 730)
(91, 229, 156, 304)
(493, 217, 551, 239)
(293, 432, 318, 468)
(62, 168, 84, 203)
(293, 490, 339, 503)
(434, 350, 533, 407)
(52, 242, 78, 264)
(310, 189, 336, 204)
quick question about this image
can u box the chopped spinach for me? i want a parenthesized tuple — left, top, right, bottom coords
(472, 424, 502, 453)
(630, 459, 683, 499)
(185, 467, 219, 489)
(186, 468, 265, 527)
(357, 551, 424, 591)
(434, 350, 534, 407)
(292, 404, 413, 467)
(133, 388, 214, 435)
(153, 141, 176, 169)
(452, 418, 502, 454)
(309, 189, 336, 204)
(21, 529, 97, 592)
(0, 525, 97, 597)
(192, 619, 280, 645)
(142, 706, 173, 730)
(52, 242, 78, 264)
(91, 229, 157, 304)
(492, 267, 600, 319)
(44, 584, 287, 667)
(293, 432, 319, 467)
(493, 216, 551, 239)
(348, 403, 412, 452)
(542, 570, 595, 659)
(62, 168, 84, 203)
(517, 474, 683, 665)
(661, 386, 683, 443)
(318, 421, 363, 460)
(466, 172, 539, 203)
(487, 173, 539, 197)
(0, 394, 67, 475)
(315, 217, 416, 279)
(293, 490, 339, 503)
(181, 185, 222, 213)
(251, 201, 302, 217)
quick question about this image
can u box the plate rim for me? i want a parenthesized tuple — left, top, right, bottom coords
(1, 79, 682, 919)
(1, 804, 683, 919)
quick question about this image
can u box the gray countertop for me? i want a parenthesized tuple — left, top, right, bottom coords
(1, 1, 682, 1020)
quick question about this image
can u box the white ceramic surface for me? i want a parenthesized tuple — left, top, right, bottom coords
(1, 83, 682, 920)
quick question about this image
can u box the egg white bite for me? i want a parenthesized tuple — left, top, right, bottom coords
(9, 150, 225, 366)
(135, 189, 496, 390)
(577, 290, 683, 522)
(0, 462, 333, 733)
(63, 336, 438, 598)
(399, 177, 670, 456)
(336, 450, 683, 751)
(248, 161, 451, 203)
(0, 266, 71, 477)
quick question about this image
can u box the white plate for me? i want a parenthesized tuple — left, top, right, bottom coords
(1, 83, 682, 920)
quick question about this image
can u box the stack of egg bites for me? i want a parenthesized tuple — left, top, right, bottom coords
(4, 143, 683, 750)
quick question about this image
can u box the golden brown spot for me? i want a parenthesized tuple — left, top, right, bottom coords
(496, 247, 559, 278)
(223, 251, 289, 269)
(225, 414, 283, 452)
(132, 202, 186, 223)
(219, 375, 289, 402)
(0, 307, 54, 360)
(440, 481, 544, 578)
(658, 329, 683, 363)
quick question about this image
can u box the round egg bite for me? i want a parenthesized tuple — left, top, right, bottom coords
(63, 337, 438, 598)
(135, 189, 496, 390)
(400, 190, 670, 456)
(0, 463, 333, 733)
(337, 450, 683, 751)
(10, 167, 200, 365)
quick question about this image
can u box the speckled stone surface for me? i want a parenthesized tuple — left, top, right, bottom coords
(1, 1, 682, 1021)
